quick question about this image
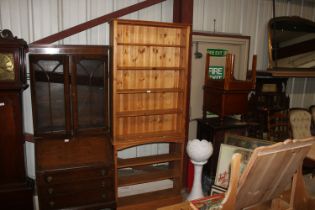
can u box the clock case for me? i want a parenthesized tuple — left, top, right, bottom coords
(0, 29, 33, 210)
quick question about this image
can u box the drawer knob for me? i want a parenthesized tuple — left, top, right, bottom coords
(48, 188, 54, 195)
(101, 169, 106, 176)
(49, 201, 55, 207)
(101, 181, 106, 187)
(102, 193, 107, 199)
(46, 176, 53, 183)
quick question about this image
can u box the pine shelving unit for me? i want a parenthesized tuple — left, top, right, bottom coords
(111, 19, 190, 209)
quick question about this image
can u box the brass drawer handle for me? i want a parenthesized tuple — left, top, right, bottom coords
(46, 176, 53, 183)
(48, 188, 54, 195)
(49, 201, 55, 207)
(101, 169, 106, 176)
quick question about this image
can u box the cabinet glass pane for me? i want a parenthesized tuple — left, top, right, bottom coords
(32, 59, 66, 133)
(76, 59, 106, 130)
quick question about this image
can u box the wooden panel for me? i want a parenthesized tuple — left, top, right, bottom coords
(36, 136, 113, 171)
(117, 92, 180, 112)
(116, 114, 180, 136)
(115, 70, 181, 89)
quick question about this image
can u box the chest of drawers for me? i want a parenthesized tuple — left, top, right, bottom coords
(36, 137, 115, 210)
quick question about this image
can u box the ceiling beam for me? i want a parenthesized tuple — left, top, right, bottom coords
(32, 0, 166, 44)
(173, 0, 193, 25)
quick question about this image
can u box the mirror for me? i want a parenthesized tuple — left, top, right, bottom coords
(268, 16, 315, 70)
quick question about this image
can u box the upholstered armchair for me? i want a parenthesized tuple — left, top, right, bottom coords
(289, 108, 315, 161)
(289, 108, 312, 139)
(310, 105, 315, 136)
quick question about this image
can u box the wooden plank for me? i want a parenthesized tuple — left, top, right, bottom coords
(116, 88, 183, 94)
(118, 189, 182, 210)
(116, 109, 182, 117)
(117, 153, 181, 168)
(173, 0, 193, 24)
(118, 167, 179, 187)
(116, 67, 184, 70)
(31, 0, 167, 44)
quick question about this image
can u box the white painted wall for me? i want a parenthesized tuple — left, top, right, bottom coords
(1, 0, 315, 179)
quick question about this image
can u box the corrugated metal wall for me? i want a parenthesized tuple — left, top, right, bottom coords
(1, 0, 315, 178)
(0, 0, 175, 179)
(192, 0, 315, 108)
(0, 0, 174, 44)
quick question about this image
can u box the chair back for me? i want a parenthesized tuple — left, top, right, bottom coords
(289, 108, 312, 139)
(221, 137, 315, 210)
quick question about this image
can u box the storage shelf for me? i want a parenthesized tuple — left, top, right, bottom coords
(116, 66, 184, 71)
(116, 109, 182, 117)
(117, 42, 186, 48)
(115, 131, 182, 141)
(117, 188, 182, 209)
(116, 88, 183, 94)
(114, 132, 183, 150)
(118, 166, 179, 187)
(117, 153, 181, 169)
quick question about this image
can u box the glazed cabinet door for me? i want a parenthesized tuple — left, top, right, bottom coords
(72, 55, 109, 134)
(30, 55, 70, 136)
(30, 54, 109, 137)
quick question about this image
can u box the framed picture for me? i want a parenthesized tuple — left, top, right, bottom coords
(214, 144, 252, 189)
(224, 133, 273, 150)
(210, 185, 226, 195)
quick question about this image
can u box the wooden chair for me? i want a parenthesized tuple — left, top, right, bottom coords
(310, 105, 315, 136)
(203, 53, 256, 119)
(268, 110, 289, 141)
(221, 137, 315, 210)
(289, 108, 315, 164)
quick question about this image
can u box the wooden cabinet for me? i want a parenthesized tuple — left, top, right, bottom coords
(243, 73, 290, 141)
(29, 45, 115, 210)
(111, 19, 190, 209)
(0, 29, 33, 210)
(35, 137, 115, 210)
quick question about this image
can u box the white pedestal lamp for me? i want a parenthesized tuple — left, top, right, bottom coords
(186, 139, 213, 201)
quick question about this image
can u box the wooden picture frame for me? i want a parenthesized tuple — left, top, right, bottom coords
(214, 144, 252, 189)
(224, 133, 273, 150)
(210, 185, 226, 195)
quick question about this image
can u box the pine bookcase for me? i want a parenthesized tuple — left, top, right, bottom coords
(110, 19, 191, 209)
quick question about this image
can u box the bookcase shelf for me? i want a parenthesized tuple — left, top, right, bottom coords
(111, 19, 190, 209)
(118, 166, 180, 187)
(116, 66, 184, 70)
(116, 88, 183, 94)
(117, 42, 186, 48)
(117, 153, 181, 168)
(116, 109, 182, 117)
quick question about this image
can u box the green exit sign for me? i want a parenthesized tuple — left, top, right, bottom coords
(207, 48, 227, 57)
(209, 66, 224, 79)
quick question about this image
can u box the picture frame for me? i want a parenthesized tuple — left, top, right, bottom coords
(214, 144, 252, 189)
(210, 184, 226, 195)
(224, 133, 273, 150)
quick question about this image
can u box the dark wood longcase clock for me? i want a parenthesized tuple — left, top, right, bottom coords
(0, 29, 33, 210)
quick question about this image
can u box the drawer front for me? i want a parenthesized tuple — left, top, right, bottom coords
(39, 188, 115, 210)
(37, 167, 113, 185)
(38, 178, 113, 196)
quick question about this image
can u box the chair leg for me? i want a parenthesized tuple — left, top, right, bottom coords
(290, 166, 310, 210)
